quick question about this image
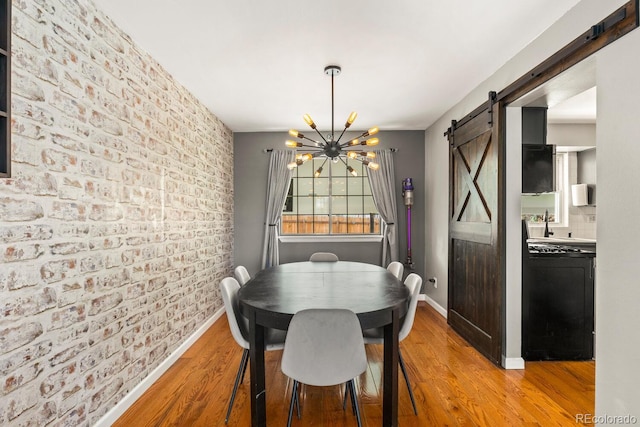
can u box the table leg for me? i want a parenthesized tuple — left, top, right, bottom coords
(248, 311, 266, 427)
(383, 308, 400, 426)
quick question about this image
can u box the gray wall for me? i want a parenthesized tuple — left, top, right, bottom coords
(233, 131, 425, 283)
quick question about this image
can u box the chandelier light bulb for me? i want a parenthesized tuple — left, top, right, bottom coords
(286, 140, 302, 148)
(289, 129, 301, 138)
(349, 138, 360, 146)
(365, 152, 376, 158)
(345, 111, 358, 127)
(303, 114, 316, 129)
(347, 165, 358, 176)
(365, 160, 380, 170)
(347, 151, 358, 159)
(314, 167, 323, 178)
(365, 137, 379, 146)
(288, 160, 301, 170)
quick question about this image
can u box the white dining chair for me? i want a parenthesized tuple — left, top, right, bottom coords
(234, 265, 251, 286)
(281, 308, 367, 427)
(363, 273, 422, 415)
(309, 252, 339, 262)
(386, 261, 404, 280)
(219, 277, 286, 424)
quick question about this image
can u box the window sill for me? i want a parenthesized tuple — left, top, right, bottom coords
(279, 235, 383, 243)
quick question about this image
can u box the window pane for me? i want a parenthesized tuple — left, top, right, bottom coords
(298, 215, 313, 234)
(332, 160, 347, 176)
(281, 214, 297, 234)
(363, 196, 377, 213)
(331, 214, 347, 234)
(349, 160, 364, 176)
(314, 177, 330, 196)
(332, 176, 347, 196)
(297, 159, 313, 176)
(332, 196, 347, 214)
(521, 193, 559, 222)
(347, 195, 364, 214)
(298, 178, 314, 196)
(298, 196, 314, 214)
(315, 196, 329, 214)
(348, 177, 364, 195)
(314, 215, 329, 234)
(363, 177, 372, 196)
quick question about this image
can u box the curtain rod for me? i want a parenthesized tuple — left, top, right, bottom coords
(262, 148, 398, 153)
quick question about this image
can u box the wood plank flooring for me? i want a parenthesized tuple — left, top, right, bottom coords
(114, 302, 594, 426)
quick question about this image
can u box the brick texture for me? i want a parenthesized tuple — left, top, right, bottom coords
(0, 0, 234, 425)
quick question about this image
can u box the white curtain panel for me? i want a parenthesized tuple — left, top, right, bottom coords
(261, 150, 295, 269)
(367, 149, 399, 265)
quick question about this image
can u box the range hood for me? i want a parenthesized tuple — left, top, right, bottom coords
(522, 107, 547, 145)
(522, 107, 554, 193)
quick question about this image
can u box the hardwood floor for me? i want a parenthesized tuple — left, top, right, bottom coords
(114, 303, 594, 426)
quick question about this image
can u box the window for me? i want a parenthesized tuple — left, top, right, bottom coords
(282, 157, 380, 236)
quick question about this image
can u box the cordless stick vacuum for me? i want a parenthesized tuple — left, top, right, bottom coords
(402, 178, 414, 270)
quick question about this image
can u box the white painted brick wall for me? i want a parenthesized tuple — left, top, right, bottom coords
(0, 0, 234, 425)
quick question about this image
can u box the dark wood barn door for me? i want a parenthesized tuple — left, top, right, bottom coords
(447, 94, 504, 365)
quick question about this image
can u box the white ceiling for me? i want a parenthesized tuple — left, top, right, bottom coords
(92, 0, 583, 133)
(547, 86, 597, 124)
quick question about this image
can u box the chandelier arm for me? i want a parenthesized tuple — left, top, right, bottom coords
(348, 156, 365, 164)
(297, 142, 322, 149)
(334, 126, 349, 145)
(339, 140, 357, 148)
(311, 128, 329, 144)
(339, 129, 370, 148)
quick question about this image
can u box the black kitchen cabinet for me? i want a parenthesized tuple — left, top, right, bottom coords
(522, 250, 595, 361)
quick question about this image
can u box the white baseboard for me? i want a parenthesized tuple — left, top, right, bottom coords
(419, 293, 447, 318)
(94, 308, 226, 427)
(502, 356, 525, 370)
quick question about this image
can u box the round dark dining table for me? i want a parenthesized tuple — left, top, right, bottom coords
(237, 261, 410, 427)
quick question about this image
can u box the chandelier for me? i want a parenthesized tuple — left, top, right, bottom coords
(286, 65, 380, 177)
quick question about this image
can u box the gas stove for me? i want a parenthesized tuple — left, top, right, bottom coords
(527, 243, 595, 257)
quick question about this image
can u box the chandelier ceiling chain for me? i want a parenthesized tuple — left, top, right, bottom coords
(286, 65, 380, 177)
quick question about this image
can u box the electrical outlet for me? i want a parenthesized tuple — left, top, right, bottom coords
(429, 277, 437, 288)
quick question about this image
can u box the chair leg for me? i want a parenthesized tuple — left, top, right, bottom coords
(348, 379, 363, 427)
(240, 349, 249, 384)
(343, 383, 348, 410)
(295, 381, 301, 419)
(348, 381, 357, 415)
(398, 350, 418, 415)
(287, 380, 299, 427)
(225, 349, 249, 424)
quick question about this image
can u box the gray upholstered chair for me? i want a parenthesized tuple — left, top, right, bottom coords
(309, 252, 339, 262)
(386, 261, 404, 280)
(281, 309, 367, 427)
(234, 265, 251, 286)
(219, 277, 286, 424)
(363, 273, 422, 415)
